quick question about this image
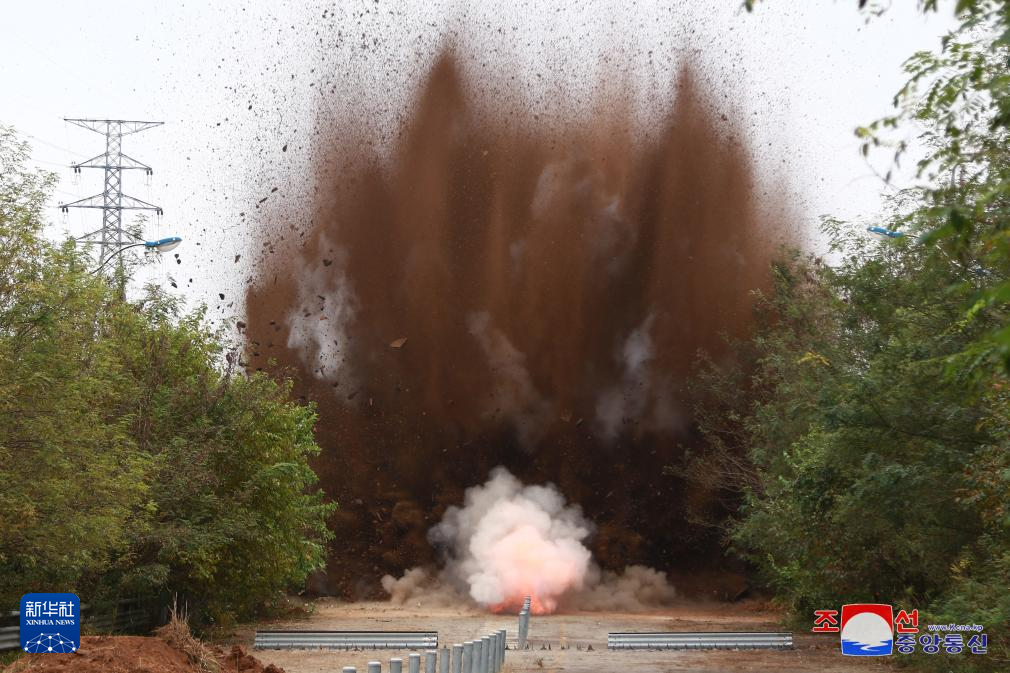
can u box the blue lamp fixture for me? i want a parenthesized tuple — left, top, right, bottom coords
(867, 226, 905, 240)
(144, 236, 182, 252)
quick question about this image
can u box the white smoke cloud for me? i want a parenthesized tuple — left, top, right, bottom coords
(381, 567, 465, 608)
(285, 238, 357, 383)
(430, 466, 591, 613)
(467, 312, 552, 448)
(595, 313, 655, 439)
(593, 313, 688, 439)
(567, 565, 678, 612)
(381, 467, 677, 614)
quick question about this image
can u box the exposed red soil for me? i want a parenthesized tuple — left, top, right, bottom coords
(2, 636, 284, 673)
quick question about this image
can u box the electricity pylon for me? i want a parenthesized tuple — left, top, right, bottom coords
(59, 119, 164, 267)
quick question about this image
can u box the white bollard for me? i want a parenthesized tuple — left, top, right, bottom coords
(409, 653, 421, 673)
(368, 662, 382, 673)
(463, 641, 474, 673)
(481, 636, 491, 673)
(473, 638, 484, 673)
(426, 649, 437, 673)
(390, 658, 403, 673)
(499, 630, 507, 667)
(451, 644, 463, 673)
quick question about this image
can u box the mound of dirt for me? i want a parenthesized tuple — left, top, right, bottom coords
(2, 636, 284, 673)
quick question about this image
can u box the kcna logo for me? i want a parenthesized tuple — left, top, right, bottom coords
(813, 603, 906, 657)
(839, 604, 895, 656)
(813, 603, 987, 657)
(20, 593, 80, 654)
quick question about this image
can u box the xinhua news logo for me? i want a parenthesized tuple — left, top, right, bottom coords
(812, 603, 987, 657)
(20, 593, 80, 654)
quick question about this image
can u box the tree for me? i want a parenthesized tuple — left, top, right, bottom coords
(0, 126, 148, 605)
(689, 7, 1010, 668)
(0, 126, 334, 626)
(113, 292, 334, 623)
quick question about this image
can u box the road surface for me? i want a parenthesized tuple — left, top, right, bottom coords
(240, 599, 894, 673)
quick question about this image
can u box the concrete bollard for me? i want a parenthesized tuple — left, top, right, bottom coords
(342, 668, 357, 673)
(518, 610, 529, 648)
(473, 638, 484, 673)
(408, 653, 421, 673)
(451, 644, 463, 673)
(439, 647, 449, 673)
(426, 649, 438, 673)
(463, 641, 474, 673)
(390, 658, 403, 673)
(481, 636, 491, 673)
(499, 630, 507, 667)
(368, 663, 382, 673)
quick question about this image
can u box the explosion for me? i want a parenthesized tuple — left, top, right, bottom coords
(383, 468, 677, 614)
(245, 48, 788, 597)
(431, 467, 592, 614)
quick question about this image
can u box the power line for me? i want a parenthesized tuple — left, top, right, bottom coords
(24, 133, 87, 158)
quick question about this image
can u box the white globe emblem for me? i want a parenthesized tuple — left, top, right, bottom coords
(841, 612, 892, 653)
(23, 633, 77, 654)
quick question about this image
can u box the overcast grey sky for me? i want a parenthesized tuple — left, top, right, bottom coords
(0, 1, 954, 324)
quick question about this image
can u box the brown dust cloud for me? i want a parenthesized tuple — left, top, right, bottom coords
(245, 51, 791, 600)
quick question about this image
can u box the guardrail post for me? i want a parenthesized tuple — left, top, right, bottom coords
(390, 657, 403, 673)
(474, 637, 484, 673)
(408, 652, 420, 673)
(368, 662, 382, 673)
(426, 649, 437, 673)
(451, 643, 463, 673)
(498, 630, 506, 667)
(463, 641, 474, 673)
(481, 635, 491, 673)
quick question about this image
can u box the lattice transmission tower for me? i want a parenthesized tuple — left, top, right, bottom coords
(59, 119, 164, 266)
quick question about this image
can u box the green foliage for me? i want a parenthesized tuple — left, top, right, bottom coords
(693, 218, 1009, 668)
(0, 126, 334, 625)
(0, 127, 149, 606)
(695, 6, 1010, 670)
(859, 1, 1010, 373)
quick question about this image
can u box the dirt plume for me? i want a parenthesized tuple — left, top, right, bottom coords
(245, 50, 788, 597)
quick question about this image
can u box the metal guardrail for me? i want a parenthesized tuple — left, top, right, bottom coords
(254, 631, 439, 651)
(0, 601, 150, 651)
(0, 626, 20, 651)
(608, 632, 793, 650)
